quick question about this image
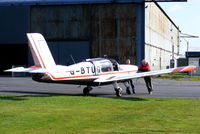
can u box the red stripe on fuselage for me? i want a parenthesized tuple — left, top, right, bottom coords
(28, 66, 37, 69)
(47, 70, 137, 80)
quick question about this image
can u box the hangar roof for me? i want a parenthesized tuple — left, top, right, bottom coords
(0, 0, 144, 6)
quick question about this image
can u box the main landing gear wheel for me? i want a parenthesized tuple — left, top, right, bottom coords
(115, 88, 123, 97)
(83, 87, 92, 96)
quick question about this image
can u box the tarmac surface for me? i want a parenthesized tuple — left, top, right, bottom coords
(0, 77, 200, 98)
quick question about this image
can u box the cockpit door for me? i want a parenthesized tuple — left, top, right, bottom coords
(88, 60, 101, 75)
(87, 58, 114, 75)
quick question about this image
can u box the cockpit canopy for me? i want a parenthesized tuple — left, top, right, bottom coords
(86, 58, 119, 72)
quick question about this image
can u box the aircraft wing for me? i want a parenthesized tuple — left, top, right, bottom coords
(4, 66, 47, 73)
(94, 66, 196, 83)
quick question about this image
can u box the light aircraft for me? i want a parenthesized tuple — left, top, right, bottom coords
(5, 33, 196, 97)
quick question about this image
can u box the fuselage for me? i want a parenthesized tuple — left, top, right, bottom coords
(32, 58, 138, 86)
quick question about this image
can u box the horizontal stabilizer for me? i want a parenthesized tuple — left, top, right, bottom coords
(5, 66, 47, 73)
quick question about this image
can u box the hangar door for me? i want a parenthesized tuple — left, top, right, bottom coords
(0, 44, 28, 75)
(0, 6, 29, 76)
(49, 42, 90, 65)
(28, 41, 90, 66)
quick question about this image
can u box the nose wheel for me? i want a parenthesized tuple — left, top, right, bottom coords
(113, 82, 123, 97)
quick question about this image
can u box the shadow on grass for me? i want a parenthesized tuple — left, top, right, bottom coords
(0, 95, 28, 101)
(0, 90, 83, 96)
(0, 90, 148, 102)
(111, 97, 148, 101)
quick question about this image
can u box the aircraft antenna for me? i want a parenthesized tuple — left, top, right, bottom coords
(70, 55, 76, 64)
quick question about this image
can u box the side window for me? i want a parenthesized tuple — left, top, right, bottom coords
(101, 66, 112, 72)
(101, 61, 113, 72)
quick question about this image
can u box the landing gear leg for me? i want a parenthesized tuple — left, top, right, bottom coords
(112, 82, 123, 97)
(83, 86, 92, 96)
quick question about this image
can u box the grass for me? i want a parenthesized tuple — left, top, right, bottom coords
(0, 95, 200, 134)
(155, 72, 200, 81)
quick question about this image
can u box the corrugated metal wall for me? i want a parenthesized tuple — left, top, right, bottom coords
(30, 4, 138, 64)
(90, 4, 137, 63)
(31, 5, 90, 40)
(145, 2, 180, 70)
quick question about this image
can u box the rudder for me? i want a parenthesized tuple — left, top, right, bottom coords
(27, 33, 56, 69)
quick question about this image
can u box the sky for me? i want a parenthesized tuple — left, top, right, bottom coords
(158, 0, 200, 55)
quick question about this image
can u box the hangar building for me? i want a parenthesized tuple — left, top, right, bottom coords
(145, 2, 180, 70)
(0, 0, 180, 75)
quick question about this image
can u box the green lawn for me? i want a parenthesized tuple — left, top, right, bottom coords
(0, 95, 200, 134)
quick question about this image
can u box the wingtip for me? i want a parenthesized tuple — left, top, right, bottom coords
(181, 66, 197, 72)
(173, 66, 197, 73)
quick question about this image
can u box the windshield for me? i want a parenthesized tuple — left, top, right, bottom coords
(87, 58, 113, 72)
(100, 60, 113, 72)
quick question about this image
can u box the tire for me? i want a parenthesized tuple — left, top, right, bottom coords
(115, 88, 123, 97)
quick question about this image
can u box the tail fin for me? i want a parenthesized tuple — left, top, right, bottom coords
(27, 33, 56, 69)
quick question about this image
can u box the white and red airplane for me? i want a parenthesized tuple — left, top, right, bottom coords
(5, 33, 196, 97)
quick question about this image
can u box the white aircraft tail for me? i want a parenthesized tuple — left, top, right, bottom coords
(27, 33, 56, 69)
